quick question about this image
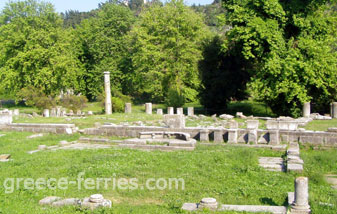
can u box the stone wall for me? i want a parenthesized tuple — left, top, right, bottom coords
(0, 123, 77, 134)
(83, 125, 337, 148)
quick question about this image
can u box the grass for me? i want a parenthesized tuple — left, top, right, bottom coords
(0, 131, 336, 213)
(305, 119, 337, 131)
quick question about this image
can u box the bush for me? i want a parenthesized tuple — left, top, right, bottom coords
(111, 97, 124, 112)
(165, 87, 185, 108)
(60, 95, 88, 112)
(16, 86, 56, 110)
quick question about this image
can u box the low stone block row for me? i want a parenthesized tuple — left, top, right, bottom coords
(0, 123, 77, 134)
(287, 143, 304, 172)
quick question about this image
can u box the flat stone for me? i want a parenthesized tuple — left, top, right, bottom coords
(287, 164, 303, 172)
(38, 145, 47, 150)
(219, 114, 234, 119)
(325, 174, 337, 189)
(82, 197, 112, 210)
(52, 198, 80, 207)
(182, 203, 198, 211)
(39, 196, 62, 205)
(220, 205, 287, 214)
(288, 192, 295, 205)
(0, 154, 10, 160)
(27, 133, 43, 139)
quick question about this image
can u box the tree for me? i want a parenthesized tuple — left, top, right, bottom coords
(76, 2, 135, 100)
(0, 0, 82, 97)
(220, 0, 337, 116)
(127, 0, 211, 105)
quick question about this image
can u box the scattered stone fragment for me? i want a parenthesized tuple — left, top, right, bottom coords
(258, 157, 285, 172)
(0, 154, 11, 162)
(32, 112, 40, 117)
(27, 133, 44, 139)
(81, 194, 112, 210)
(219, 114, 234, 120)
(52, 198, 81, 207)
(325, 174, 337, 189)
(199, 198, 218, 210)
(38, 145, 47, 150)
(59, 140, 70, 146)
(39, 196, 62, 205)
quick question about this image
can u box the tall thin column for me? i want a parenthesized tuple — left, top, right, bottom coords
(104, 71, 112, 115)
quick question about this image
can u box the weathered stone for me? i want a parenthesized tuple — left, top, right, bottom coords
(27, 133, 44, 139)
(269, 130, 280, 145)
(32, 112, 39, 117)
(199, 198, 218, 210)
(176, 108, 183, 115)
(50, 108, 56, 117)
(87, 111, 93, 115)
(163, 114, 185, 129)
(82, 197, 112, 210)
(248, 129, 258, 144)
(266, 120, 278, 130)
(145, 103, 152, 114)
(259, 157, 285, 172)
(39, 196, 62, 205)
(290, 177, 311, 214)
(302, 102, 311, 118)
(219, 114, 234, 120)
(247, 120, 259, 129)
(125, 103, 132, 113)
(156, 109, 163, 115)
(61, 110, 66, 117)
(43, 109, 50, 117)
(13, 109, 19, 116)
(52, 198, 80, 207)
(220, 205, 287, 214)
(104, 71, 112, 115)
(229, 120, 238, 129)
(0, 113, 12, 124)
(38, 145, 47, 150)
(200, 129, 209, 142)
(167, 107, 174, 115)
(76, 110, 82, 116)
(59, 140, 70, 146)
(0, 154, 10, 160)
(56, 107, 62, 117)
(187, 107, 194, 116)
(227, 129, 238, 144)
(287, 164, 303, 172)
(182, 203, 198, 211)
(213, 129, 224, 143)
(331, 102, 337, 118)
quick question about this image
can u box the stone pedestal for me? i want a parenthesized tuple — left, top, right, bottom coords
(331, 102, 337, 118)
(56, 107, 62, 117)
(213, 129, 224, 143)
(0, 113, 12, 124)
(290, 177, 311, 214)
(157, 109, 163, 115)
(163, 114, 185, 128)
(229, 120, 238, 129)
(167, 107, 174, 115)
(268, 130, 280, 145)
(227, 129, 238, 143)
(199, 198, 218, 210)
(43, 109, 50, 118)
(145, 103, 152, 114)
(200, 129, 209, 142)
(187, 107, 194, 116)
(247, 120, 259, 129)
(125, 103, 132, 114)
(302, 102, 310, 118)
(176, 108, 183, 115)
(104, 71, 112, 115)
(248, 129, 258, 144)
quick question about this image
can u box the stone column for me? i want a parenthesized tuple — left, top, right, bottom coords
(104, 71, 112, 115)
(125, 103, 132, 114)
(176, 108, 183, 115)
(291, 177, 311, 214)
(167, 107, 174, 115)
(157, 109, 163, 115)
(200, 129, 209, 142)
(302, 102, 310, 118)
(13, 109, 19, 116)
(56, 107, 62, 117)
(331, 102, 337, 119)
(50, 108, 56, 117)
(145, 103, 152, 114)
(187, 107, 194, 116)
(213, 129, 224, 143)
(43, 109, 50, 118)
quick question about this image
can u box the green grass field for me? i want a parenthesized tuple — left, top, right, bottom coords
(0, 131, 336, 213)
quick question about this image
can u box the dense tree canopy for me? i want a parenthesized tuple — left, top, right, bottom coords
(0, 0, 81, 97)
(127, 0, 211, 105)
(220, 0, 337, 116)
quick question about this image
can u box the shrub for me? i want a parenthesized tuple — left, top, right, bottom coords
(16, 86, 56, 110)
(60, 95, 88, 112)
(165, 87, 185, 108)
(111, 97, 124, 112)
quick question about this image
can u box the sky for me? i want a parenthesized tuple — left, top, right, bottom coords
(0, 0, 213, 13)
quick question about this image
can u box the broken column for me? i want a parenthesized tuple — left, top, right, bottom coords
(56, 107, 62, 117)
(200, 129, 209, 142)
(290, 177, 311, 214)
(163, 114, 185, 129)
(145, 103, 152, 114)
(157, 109, 163, 115)
(167, 107, 174, 115)
(43, 109, 50, 118)
(176, 108, 183, 115)
(0, 113, 12, 124)
(125, 103, 132, 114)
(187, 107, 194, 116)
(104, 71, 112, 115)
(302, 102, 310, 118)
(331, 102, 337, 118)
(228, 120, 238, 144)
(198, 198, 218, 210)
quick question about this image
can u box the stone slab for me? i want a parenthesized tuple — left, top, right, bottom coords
(219, 205, 287, 214)
(287, 164, 303, 172)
